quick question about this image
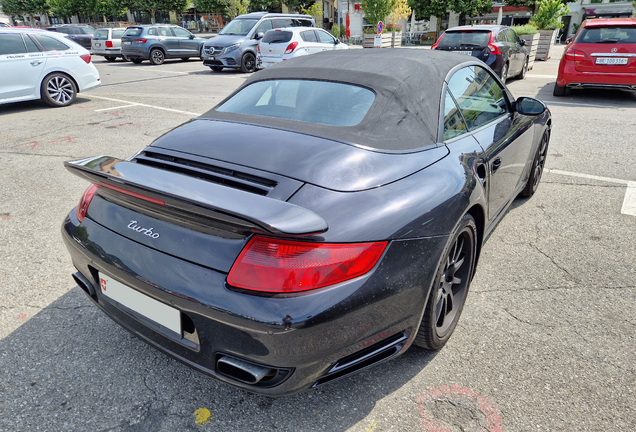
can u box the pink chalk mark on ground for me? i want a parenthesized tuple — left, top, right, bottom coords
(1, 214, 12, 220)
(12, 136, 75, 150)
(414, 384, 504, 432)
(17, 313, 27, 320)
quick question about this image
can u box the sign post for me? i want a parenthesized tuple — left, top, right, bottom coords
(374, 21, 383, 47)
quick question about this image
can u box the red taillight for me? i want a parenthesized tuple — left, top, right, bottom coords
(488, 32, 501, 55)
(80, 54, 91, 64)
(227, 237, 388, 293)
(257, 43, 260, 54)
(134, 38, 147, 44)
(564, 48, 586, 62)
(105, 40, 113, 48)
(76, 184, 98, 222)
(99, 183, 165, 206)
(431, 42, 439, 50)
(284, 41, 298, 54)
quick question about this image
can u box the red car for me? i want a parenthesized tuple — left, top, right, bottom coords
(554, 18, 636, 96)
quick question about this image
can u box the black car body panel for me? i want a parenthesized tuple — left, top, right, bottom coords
(46, 25, 95, 50)
(62, 49, 551, 395)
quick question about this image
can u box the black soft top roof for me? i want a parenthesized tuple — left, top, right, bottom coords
(201, 49, 477, 152)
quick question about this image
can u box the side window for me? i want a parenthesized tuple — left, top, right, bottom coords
(148, 28, 157, 36)
(112, 30, 125, 39)
(272, 19, 292, 29)
(67, 27, 81, 35)
(301, 30, 318, 43)
(316, 30, 335, 44)
(291, 19, 313, 27)
(496, 29, 507, 43)
(443, 90, 468, 141)
(447, 65, 509, 131)
(159, 27, 172, 37)
(33, 35, 70, 51)
(509, 29, 520, 44)
(173, 27, 191, 38)
(256, 19, 273, 34)
(24, 35, 41, 52)
(0, 34, 27, 55)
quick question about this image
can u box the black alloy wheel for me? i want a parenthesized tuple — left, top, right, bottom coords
(149, 48, 165, 65)
(520, 129, 550, 197)
(500, 63, 508, 85)
(241, 52, 256, 73)
(414, 214, 477, 350)
(41, 73, 77, 107)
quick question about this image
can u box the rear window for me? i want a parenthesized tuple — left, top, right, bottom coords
(124, 27, 143, 37)
(94, 29, 109, 40)
(262, 30, 292, 43)
(112, 30, 125, 39)
(217, 80, 375, 127)
(576, 26, 636, 44)
(439, 30, 491, 48)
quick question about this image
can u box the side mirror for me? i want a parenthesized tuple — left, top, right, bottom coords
(189, 34, 195, 39)
(335, 38, 340, 44)
(515, 97, 547, 116)
(255, 32, 264, 40)
(519, 39, 526, 46)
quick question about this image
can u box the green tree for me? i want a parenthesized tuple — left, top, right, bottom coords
(503, 0, 566, 14)
(1, 0, 27, 17)
(193, 0, 226, 12)
(361, 0, 396, 28)
(529, 0, 568, 30)
(248, 0, 280, 12)
(301, 0, 321, 24)
(132, 0, 187, 23)
(93, 0, 131, 20)
(408, 0, 493, 21)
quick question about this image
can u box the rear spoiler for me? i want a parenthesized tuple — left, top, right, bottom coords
(64, 156, 328, 236)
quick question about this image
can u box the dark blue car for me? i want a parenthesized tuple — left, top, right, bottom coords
(62, 49, 551, 396)
(432, 25, 530, 84)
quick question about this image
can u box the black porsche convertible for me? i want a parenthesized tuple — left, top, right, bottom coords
(62, 49, 551, 396)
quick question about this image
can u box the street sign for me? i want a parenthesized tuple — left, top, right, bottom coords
(377, 21, 383, 35)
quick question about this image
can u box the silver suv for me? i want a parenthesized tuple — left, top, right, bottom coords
(202, 12, 315, 73)
(121, 25, 206, 65)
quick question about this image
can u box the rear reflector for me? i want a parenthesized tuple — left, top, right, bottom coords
(284, 42, 298, 54)
(76, 184, 98, 222)
(80, 54, 91, 64)
(134, 39, 147, 43)
(487, 32, 501, 55)
(105, 41, 113, 48)
(227, 237, 387, 293)
(99, 183, 165, 206)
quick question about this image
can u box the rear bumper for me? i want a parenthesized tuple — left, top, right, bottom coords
(61, 211, 446, 395)
(121, 47, 150, 60)
(557, 61, 636, 88)
(93, 48, 122, 56)
(74, 64, 101, 92)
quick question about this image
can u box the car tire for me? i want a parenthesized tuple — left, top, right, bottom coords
(520, 129, 550, 197)
(413, 214, 477, 351)
(105, 56, 116, 62)
(210, 66, 224, 72)
(553, 82, 567, 96)
(131, 58, 143, 64)
(240, 52, 256, 73)
(517, 57, 528, 79)
(181, 57, 190, 61)
(149, 48, 165, 65)
(122, 55, 129, 62)
(499, 63, 508, 85)
(41, 73, 77, 107)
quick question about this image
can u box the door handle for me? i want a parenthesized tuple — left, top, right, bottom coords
(30, 60, 43, 66)
(491, 158, 502, 173)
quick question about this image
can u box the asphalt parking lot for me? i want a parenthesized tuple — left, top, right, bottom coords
(1, 48, 635, 432)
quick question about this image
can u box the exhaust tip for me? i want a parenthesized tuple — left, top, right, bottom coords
(215, 355, 291, 387)
(72, 272, 96, 297)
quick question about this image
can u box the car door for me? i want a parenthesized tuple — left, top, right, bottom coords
(447, 65, 534, 220)
(299, 29, 322, 54)
(0, 33, 46, 101)
(508, 29, 526, 73)
(158, 27, 180, 57)
(173, 26, 199, 57)
(315, 29, 338, 51)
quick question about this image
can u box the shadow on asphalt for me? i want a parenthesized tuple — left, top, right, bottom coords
(0, 286, 438, 431)
(528, 83, 636, 108)
(0, 97, 93, 115)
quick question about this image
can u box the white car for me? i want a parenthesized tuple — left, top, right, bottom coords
(0, 28, 100, 107)
(91, 27, 127, 61)
(257, 27, 348, 69)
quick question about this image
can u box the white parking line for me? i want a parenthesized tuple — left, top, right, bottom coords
(94, 104, 138, 112)
(545, 169, 635, 216)
(622, 182, 636, 216)
(128, 67, 197, 75)
(89, 95, 202, 116)
(546, 101, 618, 109)
(526, 74, 559, 79)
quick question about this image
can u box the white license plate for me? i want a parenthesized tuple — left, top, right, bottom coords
(595, 57, 628, 65)
(209, 56, 214, 60)
(123, 41, 131, 45)
(99, 273, 181, 335)
(456, 51, 473, 55)
(95, 43, 101, 47)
